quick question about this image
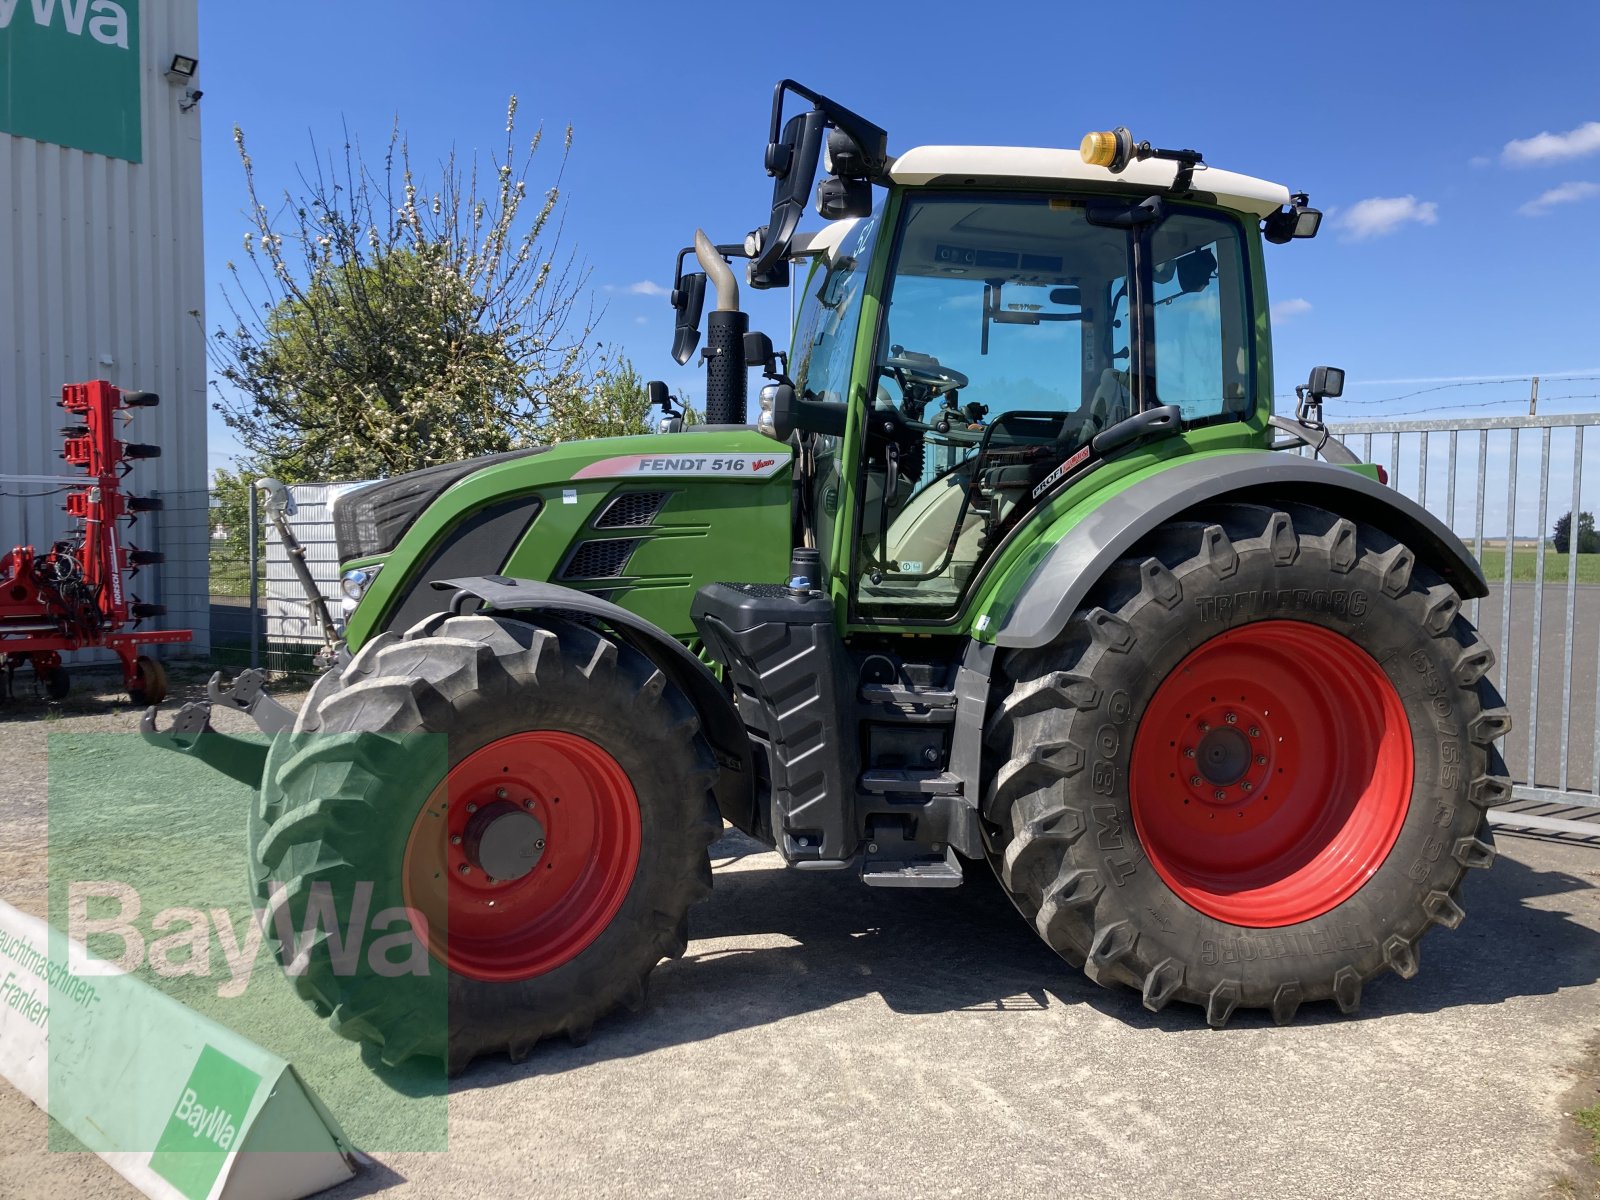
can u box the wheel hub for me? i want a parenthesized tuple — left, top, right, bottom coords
(462, 801, 545, 881)
(1196, 725, 1253, 787)
(1129, 619, 1414, 928)
(402, 730, 641, 982)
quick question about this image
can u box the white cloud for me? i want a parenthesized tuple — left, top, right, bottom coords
(633, 315, 650, 325)
(1502, 121, 1600, 167)
(1337, 195, 1439, 241)
(1271, 298, 1312, 321)
(605, 280, 668, 297)
(1468, 154, 1492, 169)
(1517, 180, 1600, 216)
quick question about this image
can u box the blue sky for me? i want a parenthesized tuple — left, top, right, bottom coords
(198, 0, 1600, 488)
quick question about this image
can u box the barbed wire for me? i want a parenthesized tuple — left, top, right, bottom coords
(1374, 392, 1600, 419)
(1274, 372, 1600, 407)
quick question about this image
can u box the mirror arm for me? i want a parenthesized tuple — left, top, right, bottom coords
(768, 79, 889, 180)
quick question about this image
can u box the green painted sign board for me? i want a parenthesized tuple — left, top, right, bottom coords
(0, 0, 142, 162)
(149, 1046, 263, 1200)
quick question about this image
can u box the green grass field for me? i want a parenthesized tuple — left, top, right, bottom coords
(1478, 550, 1600, 584)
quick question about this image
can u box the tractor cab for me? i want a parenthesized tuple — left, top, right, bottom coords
(662, 80, 1320, 634)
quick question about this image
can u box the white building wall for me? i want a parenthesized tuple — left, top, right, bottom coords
(0, 0, 209, 653)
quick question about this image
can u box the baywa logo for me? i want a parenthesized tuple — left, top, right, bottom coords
(149, 1045, 261, 1200)
(0, 0, 133, 47)
(66, 880, 431, 998)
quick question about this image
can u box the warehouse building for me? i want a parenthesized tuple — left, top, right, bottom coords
(1, 0, 208, 655)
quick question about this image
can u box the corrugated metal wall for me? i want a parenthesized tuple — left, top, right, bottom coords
(265, 483, 371, 645)
(0, 0, 208, 653)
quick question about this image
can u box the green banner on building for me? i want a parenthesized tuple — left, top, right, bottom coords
(0, 0, 142, 162)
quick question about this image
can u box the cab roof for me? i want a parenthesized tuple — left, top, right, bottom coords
(887, 145, 1292, 218)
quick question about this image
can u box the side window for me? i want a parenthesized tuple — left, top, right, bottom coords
(1150, 217, 1250, 420)
(791, 211, 882, 572)
(791, 213, 881, 405)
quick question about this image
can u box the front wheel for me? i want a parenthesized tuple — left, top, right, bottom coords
(984, 503, 1511, 1025)
(249, 612, 722, 1072)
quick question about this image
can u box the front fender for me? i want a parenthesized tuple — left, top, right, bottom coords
(431, 575, 758, 837)
(991, 452, 1487, 650)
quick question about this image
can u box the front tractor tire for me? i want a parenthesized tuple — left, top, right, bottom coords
(985, 503, 1511, 1026)
(249, 612, 722, 1072)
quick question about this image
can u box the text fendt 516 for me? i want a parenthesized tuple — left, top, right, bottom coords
(150, 81, 1511, 1072)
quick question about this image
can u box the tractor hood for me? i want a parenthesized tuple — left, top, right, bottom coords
(337, 428, 795, 650)
(334, 446, 552, 563)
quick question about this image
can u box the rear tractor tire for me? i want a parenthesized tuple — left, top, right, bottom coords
(249, 612, 722, 1072)
(985, 502, 1511, 1026)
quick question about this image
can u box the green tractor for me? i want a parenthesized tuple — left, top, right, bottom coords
(155, 81, 1510, 1071)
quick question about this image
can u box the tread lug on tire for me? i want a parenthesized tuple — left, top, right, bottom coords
(1141, 959, 1184, 1012)
(1269, 982, 1303, 1027)
(1205, 981, 1241, 1029)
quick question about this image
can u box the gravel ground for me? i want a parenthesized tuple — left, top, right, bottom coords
(2, 669, 1599, 1200)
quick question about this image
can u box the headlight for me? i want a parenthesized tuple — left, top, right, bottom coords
(756, 384, 779, 440)
(340, 565, 381, 608)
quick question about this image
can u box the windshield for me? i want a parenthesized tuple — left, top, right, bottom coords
(857, 191, 1251, 619)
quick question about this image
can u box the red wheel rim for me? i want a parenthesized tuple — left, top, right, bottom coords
(403, 731, 641, 981)
(1128, 620, 1413, 928)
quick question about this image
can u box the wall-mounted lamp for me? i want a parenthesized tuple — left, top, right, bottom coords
(165, 54, 198, 84)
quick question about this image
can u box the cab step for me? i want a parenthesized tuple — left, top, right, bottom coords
(861, 849, 964, 888)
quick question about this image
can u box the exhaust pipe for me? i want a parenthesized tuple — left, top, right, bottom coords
(694, 229, 748, 426)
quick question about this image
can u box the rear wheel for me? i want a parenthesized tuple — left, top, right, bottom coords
(984, 503, 1511, 1025)
(250, 612, 722, 1071)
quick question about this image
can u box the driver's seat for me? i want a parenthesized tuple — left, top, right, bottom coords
(1083, 368, 1132, 432)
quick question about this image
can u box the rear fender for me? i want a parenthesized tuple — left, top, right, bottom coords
(991, 453, 1487, 650)
(431, 576, 758, 837)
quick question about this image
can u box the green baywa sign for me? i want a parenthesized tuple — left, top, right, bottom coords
(0, 0, 142, 162)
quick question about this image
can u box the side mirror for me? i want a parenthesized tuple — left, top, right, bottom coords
(749, 109, 826, 285)
(1307, 365, 1344, 399)
(671, 272, 707, 366)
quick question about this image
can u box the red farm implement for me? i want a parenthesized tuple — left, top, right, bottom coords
(0, 380, 191, 703)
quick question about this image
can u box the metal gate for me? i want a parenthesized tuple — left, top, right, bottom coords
(1323, 412, 1600, 836)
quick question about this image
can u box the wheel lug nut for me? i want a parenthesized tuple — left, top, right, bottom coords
(524, 799, 535, 809)
(1190, 775, 1203, 787)
(1224, 712, 1237, 725)
(466, 802, 478, 813)
(1213, 789, 1226, 801)
(535, 839, 546, 849)
(1241, 782, 1253, 792)
(450, 834, 462, 845)
(495, 787, 507, 800)
(457, 863, 469, 875)
(1183, 747, 1197, 759)
(1198, 721, 1211, 732)
(1255, 755, 1268, 766)
(1248, 726, 1261, 738)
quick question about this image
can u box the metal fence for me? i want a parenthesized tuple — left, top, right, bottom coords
(1325, 412, 1600, 817)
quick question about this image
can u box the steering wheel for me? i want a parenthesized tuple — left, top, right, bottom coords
(882, 349, 969, 395)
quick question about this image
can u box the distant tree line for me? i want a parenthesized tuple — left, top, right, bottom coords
(1553, 510, 1598, 554)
